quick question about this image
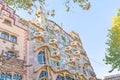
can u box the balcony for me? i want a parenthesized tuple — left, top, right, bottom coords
(34, 32, 45, 43)
(71, 42, 77, 48)
(51, 51, 60, 60)
(67, 58, 75, 65)
(65, 46, 71, 54)
(83, 58, 91, 66)
(80, 49, 87, 56)
(49, 39, 58, 48)
(74, 50, 81, 56)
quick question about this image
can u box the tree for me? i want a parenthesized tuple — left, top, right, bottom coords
(104, 9, 120, 72)
(2, 0, 90, 15)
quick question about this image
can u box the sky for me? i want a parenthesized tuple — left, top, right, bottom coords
(16, 0, 120, 79)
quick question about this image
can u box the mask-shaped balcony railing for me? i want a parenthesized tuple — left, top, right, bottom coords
(74, 50, 81, 57)
(51, 51, 60, 60)
(83, 57, 91, 66)
(34, 32, 45, 43)
(65, 46, 71, 54)
(71, 41, 77, 48)
(80, 49, 87, 56)
(67, 58, 75, 65)
(49, 39, 58, 48)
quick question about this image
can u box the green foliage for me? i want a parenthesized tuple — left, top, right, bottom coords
(105, 16, 120, 72)
(3, 0, 90, 15)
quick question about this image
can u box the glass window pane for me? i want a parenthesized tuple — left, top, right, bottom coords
(10, 36, 17, 43)
(1, 33, 9, 40)
(7, 51, 14, 57)
(38, 51, 46, 64)
(13, 75, 22, 80)
(1, 73, 11, 80)
(38, 55, 43, 64)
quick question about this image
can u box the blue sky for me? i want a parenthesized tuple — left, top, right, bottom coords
(16, 0, 120, 79)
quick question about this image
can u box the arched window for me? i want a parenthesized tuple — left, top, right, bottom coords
(56, 75, 64, 80)
(39, 71, 48, 80)
(1, 73, 11, 80)
(7, 51, 14, 57)
(13, 75, 22, 80)
(38, 51, 46, 64)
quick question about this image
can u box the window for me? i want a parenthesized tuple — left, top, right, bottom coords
(7, 51, 14, 57)
(1, 32, 9, 40)
(38, 51, 46, 64)
(10, 36, 17, 43)
(56, 75, 64, 80)
(39, 71, 48, 80)
(1, 73, 11, 80)
(4, 19, 12, 26)
(13, 75, 22, 80)
(65, 76, 72, 80)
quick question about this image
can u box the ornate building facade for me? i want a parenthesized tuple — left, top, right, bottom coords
(0, 1, 96, 80)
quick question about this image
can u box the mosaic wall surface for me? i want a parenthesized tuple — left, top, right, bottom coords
(29, 19, 96, 80)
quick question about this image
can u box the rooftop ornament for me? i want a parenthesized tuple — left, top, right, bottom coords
(36, 6, 46, 24)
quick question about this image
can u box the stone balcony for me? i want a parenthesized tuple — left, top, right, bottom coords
(74, 50, 81, 56)
(49, 39, 58, 48)
(71, 41, 77, 48)
(34, 32, 45, 43)
(65, 46, 71, 54)
(67, 58, 75, 65)
(51, 51, 60, 60)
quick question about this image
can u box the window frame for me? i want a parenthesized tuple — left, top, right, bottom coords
(10, 35, 17, 43)
(7, 51, 14, 58)
(38, 51, 46, 64)
(1, 32, 9, 40)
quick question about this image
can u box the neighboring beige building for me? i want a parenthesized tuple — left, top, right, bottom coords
(104, 74, 120, 80)
(0, 1, 96, 80)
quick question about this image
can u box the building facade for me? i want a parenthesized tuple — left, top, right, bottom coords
(0, 1, 96, 80)
(104, 74, 120, 80)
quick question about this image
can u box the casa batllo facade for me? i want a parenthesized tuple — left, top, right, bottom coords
(0, 1, 96, 80)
